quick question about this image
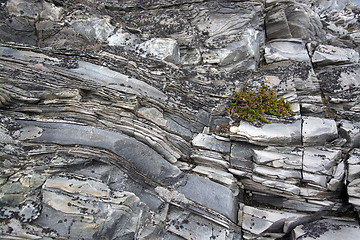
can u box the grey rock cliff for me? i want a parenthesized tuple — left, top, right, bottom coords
(0, 0, 360, 239)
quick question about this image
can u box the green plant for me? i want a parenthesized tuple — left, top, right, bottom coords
(226, 85, 294, 123)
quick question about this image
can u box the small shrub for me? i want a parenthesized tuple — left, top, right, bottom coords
(226, 85, 294, 123)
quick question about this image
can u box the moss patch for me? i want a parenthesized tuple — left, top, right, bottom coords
(226, 85, 294, 123)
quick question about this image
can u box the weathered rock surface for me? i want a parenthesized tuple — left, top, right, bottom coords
(0, 0, 360, 239)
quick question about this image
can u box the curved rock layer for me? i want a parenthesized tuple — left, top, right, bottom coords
(0, 0, 360, 239)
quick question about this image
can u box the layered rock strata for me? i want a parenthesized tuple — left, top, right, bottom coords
(0, 0, 360, 239)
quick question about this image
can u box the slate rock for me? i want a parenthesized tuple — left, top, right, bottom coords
(241, 204, 307, 236)
(138, 38, 180, 64)
(71, 17, 115, 42)
(18, 121, 182, 185)
(37, 174, 149, 240)
(69, 61, 168, 102)
(107, 28, 140, 47)
(265, 1, 324, 41)
(164, 206, 241, 240)
(252, 149, 302, 169)
(175, 174, 237, 221)
(302, 117, 338, 145)
(291, 219, 360, 240)
(302, 147, 342, 176)
(265, 39, 311, 64)
(348, 149, 360, 183)
(137, 107, 167, 127)
(312, 45, 359, 66)
(202, 28, 262, 71)
(192, 133, 231, 153)
(232, 120, 302, 146)
(338, 120, 360, 148)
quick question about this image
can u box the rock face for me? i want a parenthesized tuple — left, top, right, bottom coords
(0, 0, 360, 239)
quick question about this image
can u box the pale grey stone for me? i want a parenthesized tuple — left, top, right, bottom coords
(302, 171, 329, 187)
(338, 120, 360, 148)
(39, 175, 149, 240)
(232, 120, 302, 146)
(349, 164, 360, 183)
(0, 131, 14, 144)
(231, 142, 264, 160)
(192, 133, 231, 153)
(252, 149, 302, 169)
(312, 44, 359, 66)
(71, 17, 115, 42)
(265, 1, 324, 41)
(302, 147, 342, 175)
(327, 160, 345, 191)
(107, 28, 140, 47)
(348, 149, 360, 165)
(348, 178, 360, 198)
(302, 117, 338, 145)
(252, 175, 301, 195)
(18, 121, 182, 185)
(292, 219, 360, 240)
(265, 39, 310, 64)
(191, 150, 229, 169)
(180, 48, 201, 65)
(202, 28, 262, 70)
(18, 126, 43, 141)
(137, 107, 167, 127)
(164, 207, 241, 240)
(6, 0, 42, 19)
(314, 0, 352, 13)
(348, 150, 360, 184)
(176, 174, 237, 221)
(253, 164, 302, 180)
(192, 165, 238, 193)
(138, 38, 180, 64)
(70, 61, 167, 102)
(0, 46, 60, 64)
(40, 1, 63, 21)
(241, 205, 306, 235)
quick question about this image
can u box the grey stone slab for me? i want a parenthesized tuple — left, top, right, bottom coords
(253, 149, 302, 169)
(165, 206, 241, 240)
(71, 17, 115, 42)
(312, 44, 359, 66)
(302, 147, 341, 175)
(138, 38, 180, 64)
(192, 133, 231, 153)
(254, 164, 302, 180)
(175, 174, 237, 221)
(292, 219, 360, 240)
(232, 120, 302, 146)
(302, 117, 338, 145)
(338, 120, 360, 148)
(70, 61, 167, 102)
(241, 205, 306, 236)
(265, 39, 310, 64)
(231, 142, 264, 160)
(37, 174, 149, 240)
(18, 121, 182, 185)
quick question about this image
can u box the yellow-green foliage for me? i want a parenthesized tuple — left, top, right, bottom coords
(226, 85, 294, 123)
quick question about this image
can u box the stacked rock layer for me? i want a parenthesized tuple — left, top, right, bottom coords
(0, 0, 360, 239)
